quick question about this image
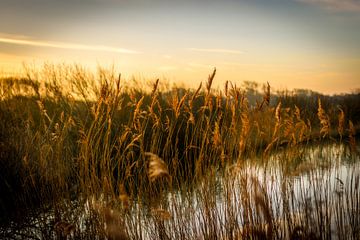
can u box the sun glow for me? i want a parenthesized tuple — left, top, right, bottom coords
(0, 36, 140, 54)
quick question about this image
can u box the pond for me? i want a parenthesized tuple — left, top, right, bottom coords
(1, 142, 359, 239)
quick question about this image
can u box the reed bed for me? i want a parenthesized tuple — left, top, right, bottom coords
(0, 64, 359, 239)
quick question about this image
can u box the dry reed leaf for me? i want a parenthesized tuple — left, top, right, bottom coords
(349, 120, 356, 152)
(36, 100, 51, 122)
(212, 122, 221, 147)
(189, 82, 202, 109)
(317, 98, 330, 138)
(206, 68, 216, 93)
(239, 97, 250, 154)
(176, 93, 188, 118)
(151, 208, 172, 220)
(264, 137, 278, 156)
(258, 82, 271, 110)
(151, 79, 159, 96)
(227, 162, 242, 177)
(338, 107, 345, 139)
(224, 80, 229, 97)
(145, 152, 171, 182)
(134, 96, 144, 120)
(275, 102, 281, 122)
(264, 82, 270, 106)
(188, 112, 195, 125)
(273, 101, 282, 137)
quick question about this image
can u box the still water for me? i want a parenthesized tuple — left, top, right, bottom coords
(1, 143, 359, 239)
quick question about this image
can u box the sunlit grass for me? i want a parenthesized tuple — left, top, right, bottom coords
(0, 63, 359, 239)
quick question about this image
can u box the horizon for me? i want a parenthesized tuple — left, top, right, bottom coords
(1, 0, 360, 94)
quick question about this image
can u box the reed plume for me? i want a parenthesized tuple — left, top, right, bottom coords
(258, 82, 270, 110)
(273, 101, 282, 138)
(338, 107, 345, 140)
(189, 82, 202, 108)
(133, 96, 145, 131)
(204, 68, 216, 109)
(224, 80, 229, 97)
(206, 68, 216, 94)
(239, 97, 250, 155)
(348, 120, 356, 152)
(175, 93, 188, 118)
(317, 98, 330, 138)
(212, 122, 221, 147)
(146, 152, 171, 182)
(151, 79, 160, 96)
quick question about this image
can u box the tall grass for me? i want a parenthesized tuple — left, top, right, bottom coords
(0, 63, 359, 239)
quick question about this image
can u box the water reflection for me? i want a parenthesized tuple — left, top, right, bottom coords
(1, 143, 359, 239)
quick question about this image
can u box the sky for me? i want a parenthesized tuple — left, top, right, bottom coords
(0, 0, 360, 94)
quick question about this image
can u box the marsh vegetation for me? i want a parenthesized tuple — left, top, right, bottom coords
(0, 64, 359, 239)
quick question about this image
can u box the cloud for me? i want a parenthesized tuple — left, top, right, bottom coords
(187, 48, 244, 54)
(296, 0, 360, 12)
(0, 34, 141, 54)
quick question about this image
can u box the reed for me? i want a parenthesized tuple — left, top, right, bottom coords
(0, 64, 359, 239)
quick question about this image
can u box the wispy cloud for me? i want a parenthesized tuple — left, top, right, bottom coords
(296, 0, 360, 12)
(187, 48, 244, 54)
(0, 34, 141, 54)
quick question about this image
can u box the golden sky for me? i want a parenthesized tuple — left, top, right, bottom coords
(1, 0, 360, 94)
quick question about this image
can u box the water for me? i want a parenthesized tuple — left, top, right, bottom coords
(1, 143, 359, 239)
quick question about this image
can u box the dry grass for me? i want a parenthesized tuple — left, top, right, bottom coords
(146, 152, 171, 183)
(317, 98, 331, 138)
(0, 64, 359, 239)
